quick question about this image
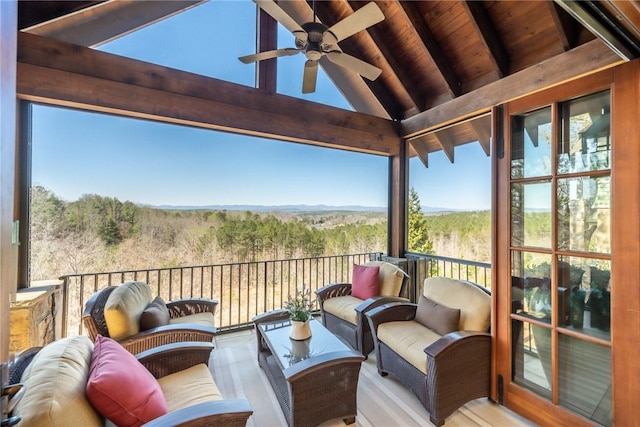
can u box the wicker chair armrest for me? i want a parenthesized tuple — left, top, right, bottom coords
(423, 331, 492, 425)
(8, 346, 42, 384)
(365, 302, 418, 332)
(118, 324, 216, 354)
(136, 341, 214, 378)
(424, 331, 491, 359)
(166, 298, 219, 318)
(315, 283, 352, 305)
(142, 399, 253, 427)
(355, 296, 410, 314)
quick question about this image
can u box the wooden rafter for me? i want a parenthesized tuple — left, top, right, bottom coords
(409, 138, 430, 168)
(256, 7, 278, 93)
(461, 1, 510, 78)
(547, 2, 578, 51)
(401, 39, 623, 138)
(433, 128, 455, 163)
(399, 1, 461, 98)
(471, 116, 491, 157)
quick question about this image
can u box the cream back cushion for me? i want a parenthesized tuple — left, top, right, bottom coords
(365, 261, 405, 297)
(422, 277, 491, 332)
(104, 281, 153, 340)
(14, 335, 102, 427)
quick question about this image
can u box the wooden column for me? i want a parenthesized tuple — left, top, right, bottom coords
(0, 0, 18, 367)
(388, 138, 407, 258)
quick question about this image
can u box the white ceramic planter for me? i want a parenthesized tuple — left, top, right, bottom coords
(289, 319, 312, 340)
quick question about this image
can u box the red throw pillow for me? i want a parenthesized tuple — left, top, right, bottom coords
(351, 264, 380, 300)
(86, 335, 168, 427)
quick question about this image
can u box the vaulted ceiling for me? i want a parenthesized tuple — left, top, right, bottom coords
(17, 1, 640, 163)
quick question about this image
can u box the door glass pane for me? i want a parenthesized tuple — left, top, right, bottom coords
(558, 256, 610, 340)
(511, 181, 551, 248)
(558, 176, 610, 254)
(511, 107, 552, 179)
(558, 91, 610, 174)
(558, 335, 611, 426)
(511, 251, 552, 324)
(512, 319, 552, 399)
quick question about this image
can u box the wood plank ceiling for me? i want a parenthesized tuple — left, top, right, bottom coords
(17, 1, 640, 164)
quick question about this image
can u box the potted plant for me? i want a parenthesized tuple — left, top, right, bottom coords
(284, 284, 314, 340)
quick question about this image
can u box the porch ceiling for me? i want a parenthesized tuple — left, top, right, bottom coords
(17, 0, 640, 159)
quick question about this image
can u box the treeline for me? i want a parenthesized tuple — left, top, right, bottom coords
(29, 186, 388, 280)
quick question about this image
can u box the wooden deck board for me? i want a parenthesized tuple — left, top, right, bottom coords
(211, 329, 535, 427)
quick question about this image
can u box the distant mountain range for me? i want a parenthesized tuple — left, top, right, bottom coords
(149, 204, 466, 213)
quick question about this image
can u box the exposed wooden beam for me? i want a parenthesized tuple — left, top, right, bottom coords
(399, 1, 461, 98)
(256, 7, 278, 93)
(401, 39, 623, 138)
(17, 33, 400, 156)
(547, 2, 578, 51)
(433, 129, 455, 163)
(461, 1, 510, 78)
(23, 0, 204, 47)
(471, 116, 491, 157)
(347, 1, 425, 111)
(408, 138, 429, 168)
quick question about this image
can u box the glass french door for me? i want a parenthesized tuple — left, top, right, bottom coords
(505, 89, 612, 426)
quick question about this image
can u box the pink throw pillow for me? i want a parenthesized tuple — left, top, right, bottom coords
(351, 264, 380, 300)
(86, 335, 168, 427)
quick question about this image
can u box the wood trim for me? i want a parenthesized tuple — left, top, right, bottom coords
(388, 146, 407, 258)
(610, 58, 640, 427)
(400, 39, 623, 138)
(16, 33, 400, 156)
(0, 0, 18, 363)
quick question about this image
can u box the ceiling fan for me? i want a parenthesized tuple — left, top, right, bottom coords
(239, 0, 384, 94)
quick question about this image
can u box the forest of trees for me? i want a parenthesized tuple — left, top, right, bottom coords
(29, 185, 493, 281)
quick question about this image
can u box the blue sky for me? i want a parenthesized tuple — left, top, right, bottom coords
(31, 1, 491, 210)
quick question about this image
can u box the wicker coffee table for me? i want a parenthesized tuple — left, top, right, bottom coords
(253, 310, 365, 427)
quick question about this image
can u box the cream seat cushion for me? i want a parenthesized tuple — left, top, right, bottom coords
(13, 335, 102, 427)
(158, 363, 223, 412)
(322, 295, 361, 325)
(365, 261, 405, 296)
(423, 277, 491, 332)
(104, 281, 153, 340)
(169, 312, 216, 328)
(377, 321, 441, 374)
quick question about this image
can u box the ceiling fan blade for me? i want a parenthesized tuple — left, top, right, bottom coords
(302, 60, 319, 94)
(239, 48, 300, 64)
(254, 0, 305, 36)
(325, 51, 382, 81)
(324, 2, 384, 44)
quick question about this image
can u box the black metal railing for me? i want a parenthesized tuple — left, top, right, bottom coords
(59, 252, 383, 336)
(405, 252, 492, 296)
(58, 252, 492, 338)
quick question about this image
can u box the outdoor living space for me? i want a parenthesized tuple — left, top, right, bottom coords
(212, 328, 533, 427)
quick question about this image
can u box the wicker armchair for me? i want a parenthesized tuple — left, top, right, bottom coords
(83, 281, 218, 354)
(315, 261, 409, 357)
(366, 277, 492, 426)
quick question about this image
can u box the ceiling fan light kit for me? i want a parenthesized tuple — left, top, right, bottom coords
(239, 0, 384, 94)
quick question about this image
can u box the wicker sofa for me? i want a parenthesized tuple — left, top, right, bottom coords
(6, 334, 252, 426)
(83, 281, 218, 354)
(366, 277, 492, 426)
(315, 261, 409, 357)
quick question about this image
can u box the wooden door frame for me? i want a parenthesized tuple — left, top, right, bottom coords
(494, 62, 640, 426)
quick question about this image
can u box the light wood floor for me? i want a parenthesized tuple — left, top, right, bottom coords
(210, 329, 536, 427)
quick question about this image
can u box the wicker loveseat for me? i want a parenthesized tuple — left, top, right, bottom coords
(366, 277, 492, 426)
(315, 261, 409, 357)
(6, 335, 253, 426)
(83, 281, 218, 354)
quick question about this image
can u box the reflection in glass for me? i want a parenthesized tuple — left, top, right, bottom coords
(511, 251, 552, 324)
(558, 91, 611, 174)
(512, 319, 551, 398)
(558, 335, 611, 426)
(511, 181, 551, 248)
(558, 256, 611, 340)
(511, 108, 552, 179)
(557, 176, 610, 254)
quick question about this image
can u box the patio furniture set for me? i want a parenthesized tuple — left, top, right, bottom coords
(5, 263, 492, 427)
